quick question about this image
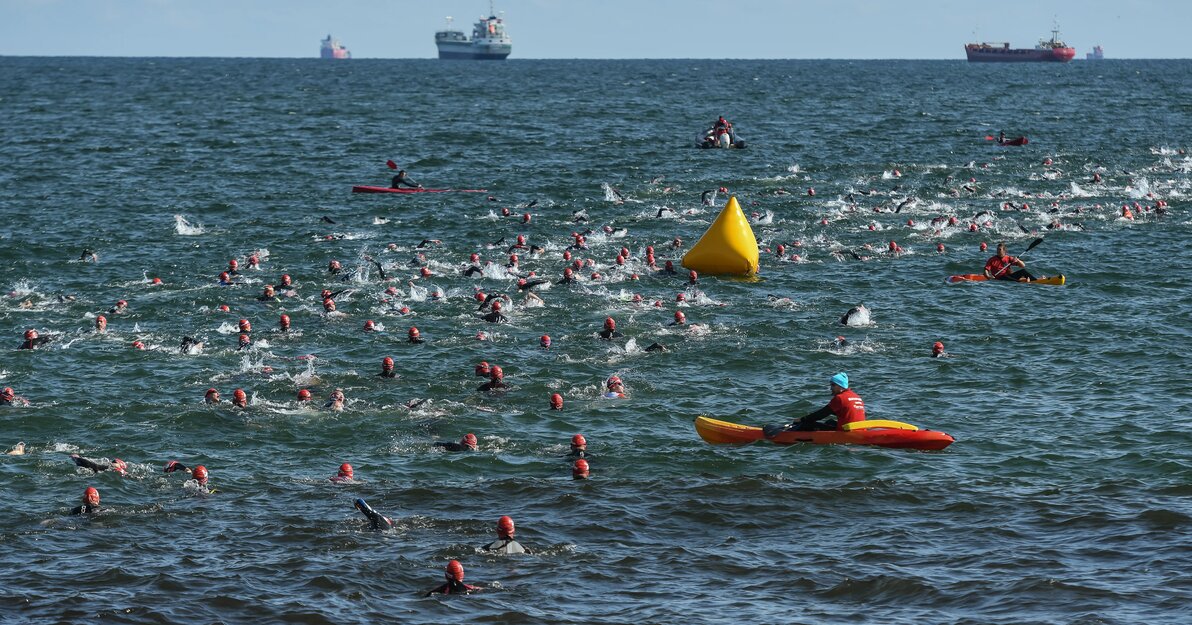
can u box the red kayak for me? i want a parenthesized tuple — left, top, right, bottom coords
(694, 416, 955, 451)
(352, 186, 488, 194)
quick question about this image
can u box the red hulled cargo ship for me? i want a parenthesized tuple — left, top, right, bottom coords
(965, 27, 1075, 63)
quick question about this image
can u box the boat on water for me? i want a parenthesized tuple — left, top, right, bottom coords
(965, 26, 1075, 63)
(320, 35, 350, 59)
(1086, 45, 1104, 60)
(435, 5, 511, 60)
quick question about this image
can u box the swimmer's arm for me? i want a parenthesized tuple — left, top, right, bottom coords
(71, 455, 106, 473)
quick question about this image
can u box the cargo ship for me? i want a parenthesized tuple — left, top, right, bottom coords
(964, 27, 1075, 63)
(320, 35, 350, 59)
(1086, 45, 1104, 60)
(434, 6, 511, 60)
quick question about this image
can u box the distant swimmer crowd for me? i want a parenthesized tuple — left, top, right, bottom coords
(5, 131, 1179, 593)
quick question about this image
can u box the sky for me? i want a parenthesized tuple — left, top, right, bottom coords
(1, 0, 1188, 59)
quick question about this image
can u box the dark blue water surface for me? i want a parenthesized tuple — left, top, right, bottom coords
(1, 58, 1190, 624)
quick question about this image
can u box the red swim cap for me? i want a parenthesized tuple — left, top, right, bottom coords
(84, 487, 100, 505)
(132, 340, 145, 350)
(604, 317, 616, 330)
(279, 314, 290, 326)
(550, 393, 564, 409)
(297, 389, 312, 401)
(280, 274, 291, 285)
(322, 299, 336, 311)
(489, 365, 504, 379)
(933, 341, 945, 355)
(248, 255, 259, 265)
(573, 459, 590, 478)
(339, 463, 353, 478)
(193, 465, 208, 483)
(522, 213, 531, 223)
(563, 251, 572, 261)
(572, 434, 586, 447)
(383, 356, 394, 368)
(205, 388, 218, 397)
(117, 299, 128, 308)
(228, 259, 238, 269)
(980, 241, 988, 251)
(540, 335, 551, 347)
(219, 272, 230, 282)
(1, 388, 14, 400)
(607, 375, 622, 388)
(363, 320, 375, 331)
(238, 334, 250, 344)
(233, 388, 247, 399)
(25, 329, 38, 340)
(462, 433, 478, 448)
(470, 253, 480, 263)
(676, 293, 686, 301)
(446, 560, 465, 581)
(563, 267, 573, 277)
(492, 300, 502, 311)
(674, 311, 686, 323)
(239, 319, 250, 331)
(590, 272, 600, 280)
(112, 459, 127, 473)
(615, 256, 624, 266)
(497, 515, 515, 536)
(718, 186, 728, 193)
(218, 304, 230, 312)
(329, 260, 341, 271)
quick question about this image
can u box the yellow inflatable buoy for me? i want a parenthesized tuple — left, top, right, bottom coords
(681, 196, 759, 275)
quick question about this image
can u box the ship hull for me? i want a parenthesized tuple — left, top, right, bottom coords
(436, 42, 511, 60)
(965, 46, 1075, 63)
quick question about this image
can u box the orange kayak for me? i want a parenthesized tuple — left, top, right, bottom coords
(694, 416, 954, 451)
(946, 274, 1065, 285)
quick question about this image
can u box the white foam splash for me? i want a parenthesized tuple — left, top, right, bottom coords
(173, 215, 206, 235)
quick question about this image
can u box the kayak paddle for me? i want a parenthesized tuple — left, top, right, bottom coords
(386, 160, 397, 170)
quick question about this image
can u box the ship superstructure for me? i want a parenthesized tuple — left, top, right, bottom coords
(320, 35, 350, 59)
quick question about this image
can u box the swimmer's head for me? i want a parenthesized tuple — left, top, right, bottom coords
(95, 315, 107, 331)
(497, 515, 515, 538)
(489, 365, 504, 380)
(248, 255, 259, 267)
(1, 388, 14, 401)
(111, 459, 127, 474)
(470, 252, 480, 263)
(573, 459, 590, 480)
(407, 327, 420, 342)
(238, 334, 250, 347)
(328, 260, 341, 272)
(688, 270, 698, 283)
(297, 389, 312, 402)
(232, 388, 247, 407)
(363, 319, 376, 332)
(151, 277, 162, 285)
(522, 213, 531, 224)
(279, 314, 290, 330)
(563, 267, 573, 278)
(338, 463, 353, 479)
(420, 267, 431, 278)
(665, 260, 674, 270)
(540, 335, 551, 348)
(550, 393, 564, 410)
(563, 251, 572, 261)
(491, 300, 502, 311)
(604, 317, 616, 331)
(571, 434, 586, 451)
(219, 272, 230, 283)
(228, 259, 238, 270)
(262, 285, 275, 297)
(218, 304, 230, 312)
(132, 340, 145, 350)
(193, 465, 208, 485)
(475, 361, 490, 377)
(462, 433, 478, 450)
(932, 341, 945, 357)
(446, 560, 465, 582)
(24, 329, 38, 341)
(382, 356, 394, 371)
(676, 293, 686, 302)
(980, 241, 988, 252)
(280, 274, 292, 286)
(516, 235, 526, 245)
(84, 486, 100, 506)
(632, 293, 643, 303)
(238, 319, 251, 332)
(116, 300, 128, 309)
(674, 311, 686, 324)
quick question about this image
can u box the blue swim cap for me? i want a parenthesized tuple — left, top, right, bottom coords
(831, 372, 849, 389)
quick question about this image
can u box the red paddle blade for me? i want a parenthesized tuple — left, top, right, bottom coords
(984, 136, 995, 140)
(386, 160, 397, 170)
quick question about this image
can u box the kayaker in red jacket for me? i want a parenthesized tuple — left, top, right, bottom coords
(765, 372, 865, 436)
(983, 242, 1036, 282)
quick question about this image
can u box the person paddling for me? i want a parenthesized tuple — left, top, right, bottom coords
(764, 372, 865, 436)
(390, 169, 423, 190)
(983, 241, 1036, 282)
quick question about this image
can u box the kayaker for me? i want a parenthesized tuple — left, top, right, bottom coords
(425, 560, 480, 596)
(354, 498, 394, 531)
(765, 372, 865, 436)
(983, 242, 1036, 282)
(71, 454, 128, 476)
(390, 169, 423, 190)
(70, 487, 102, 515)
(482, 516, 528, 554)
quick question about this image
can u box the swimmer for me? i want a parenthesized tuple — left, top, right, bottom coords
(540, 335, 552, 349)
(232, 388, 248, 408)
(516, 277, 549, 292)
(670, 311, 686, 326)
(180, 336, 204, 353)
(6, 441, 25, 455)
(363, 256, 388, 280)
(70, 487, 102, 515)
(474, 361, 491, 378)
(379, 356, 398, 378)
(204, 388, 220, 404)
(483, 515, 529, 554)
(598, 317, 622, 340)
(164, 461, 213, 493)
(70, 454, 128, 476)
(19, 329, 52, 350)
(833, 336, 848, 349)
(237, 334, 251, 351)
(425, 560, 480, 596)
(558, 267, 577, 285)
(297, 389, 312, 402)
(329, 463, 354, 483)
(644, 342, 668, 352)
(218, 271, 234, 286)
(416, 239, 442, 248)
(238, 319, 252, 334)
(109, 299, 128, 315)
(363, 319, 376, 332)
(932, 341, 946, 358)
(278, 274, 294, 291)
(2, 387, 30, 406)
(325, 388, 345, 410)
(79, 248, 98, 262)
(573, 459, 590, 480)
(435, 433, 479, 452)
(227, 259, 240, 275)
(550, 393, 564, 410)
(662, 261, 677, 275)
(277, 314, 291, 333)
(482, 300, 507, 323)
(354, 498, 394, 531)
(569, 434, 587, 458)
(408, 327, 424, 344)
(478, 365, 508, 392)
(258, 285, 277, 301)
(839, 304, 871, 326)
(604, 376, 626, 399)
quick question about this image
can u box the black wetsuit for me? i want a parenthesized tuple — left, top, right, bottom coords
(434, 441, 477, 452)
(645, 342, 668, 352)
(482, 311, 507, 323)
(378, 370, 398, 379)
(72, 455, 118, 474)
(598, 330, 623, 340)
(19, 336, 53, 350)
(391, 173, 420, 189)
(483, 538, 528, 554)
(517, 279, 549, 291)
(464, 265, 485, 277)
(558, 276, 577, 285)
(478, 381, 508, 392)
(425, 579, 477, 597)
(70, 503, 100, 516)
(355, 500, 393, 531)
